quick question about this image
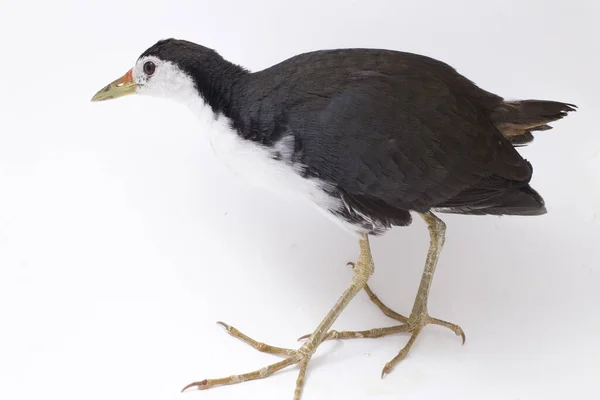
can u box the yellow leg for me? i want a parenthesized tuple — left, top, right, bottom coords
(181, 233, 375, 399)
(302, 212, 465, 378)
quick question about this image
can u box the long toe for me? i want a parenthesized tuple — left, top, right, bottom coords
(182, 322, 314, 399)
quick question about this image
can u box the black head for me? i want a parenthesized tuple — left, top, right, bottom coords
(139, 39, 220, 69)
(92, 38, 248, 117)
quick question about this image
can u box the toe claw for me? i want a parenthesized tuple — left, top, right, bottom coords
(181, 380, 208, 392)
(346, 261, 355, 268)
(381, 364, 391, 379)
(216, 321, 229, 330)
(297, 334, 311, 342)
(449, 324, 466, 345)
(459, 330, 466, 345)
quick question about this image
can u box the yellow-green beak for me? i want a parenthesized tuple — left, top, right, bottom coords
(91, 68, 137, 102)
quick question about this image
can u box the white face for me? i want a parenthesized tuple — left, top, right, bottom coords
(133, 56, 198, 103)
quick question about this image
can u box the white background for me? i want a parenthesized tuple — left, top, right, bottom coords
(1, 1, 598, 399)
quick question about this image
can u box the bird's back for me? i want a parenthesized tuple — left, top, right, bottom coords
(231, 48, 574, 233)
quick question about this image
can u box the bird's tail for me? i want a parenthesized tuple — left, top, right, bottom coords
(490, 100, 577, 147)
(436, 184, 547, 216)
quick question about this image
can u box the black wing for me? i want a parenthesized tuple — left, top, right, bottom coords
(245, 49, 543, 227)
(291, 71, 531, 208)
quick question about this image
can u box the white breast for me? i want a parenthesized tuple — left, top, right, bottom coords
(170, 80, 361, 236)
(204, 114, 341, 210)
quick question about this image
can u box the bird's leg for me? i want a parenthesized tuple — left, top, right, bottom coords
(181, 233, 375, 400)
(304, 212, 464, 378)
(302, 261, 460, 341)
(378, 211, 464, 376)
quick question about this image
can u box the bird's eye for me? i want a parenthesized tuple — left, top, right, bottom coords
(143, 61, 156, 76)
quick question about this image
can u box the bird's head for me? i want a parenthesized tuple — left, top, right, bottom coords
(91, 39, 243, 107)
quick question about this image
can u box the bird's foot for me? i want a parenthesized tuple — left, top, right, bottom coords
(182, 241, 376, 399)
(381, 313, 464, 377)
(181, 322, 315, 399)
(298, 262, 464, 378)
(299, 315, 463, 378)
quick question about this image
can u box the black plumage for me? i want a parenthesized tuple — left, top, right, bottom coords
(141, 39, 575, 234)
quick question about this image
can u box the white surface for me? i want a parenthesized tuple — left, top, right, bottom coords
(0, 1, 598, 399)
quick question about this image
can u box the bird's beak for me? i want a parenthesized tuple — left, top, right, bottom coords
(91, 68, 137, 102)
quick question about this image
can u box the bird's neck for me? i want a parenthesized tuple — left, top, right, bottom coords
(184, 55, 249, 122)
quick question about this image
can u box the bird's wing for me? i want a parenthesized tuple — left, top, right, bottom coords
(289, 70, 533, 213)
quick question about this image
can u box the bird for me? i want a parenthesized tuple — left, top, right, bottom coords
(91, 38, 576, 399)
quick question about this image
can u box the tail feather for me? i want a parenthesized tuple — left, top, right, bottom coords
(435, 185, 547, 216)
(490, 100, 577, 146)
